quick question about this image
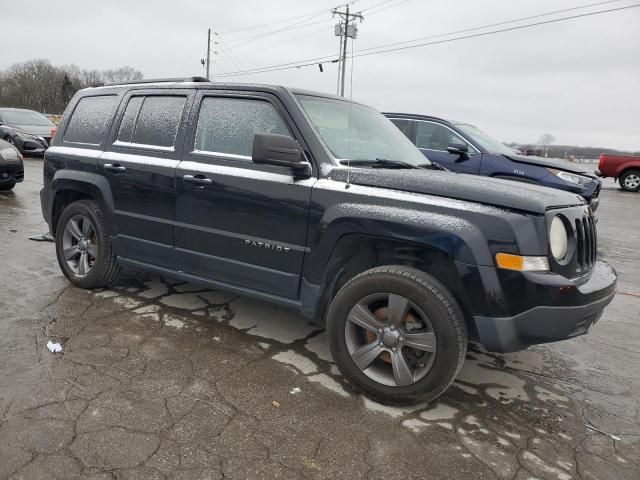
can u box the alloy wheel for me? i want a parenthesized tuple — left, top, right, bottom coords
(624, 174, 640, 189)
(62, 215, 98, 277)
(344, 293, 437, 387)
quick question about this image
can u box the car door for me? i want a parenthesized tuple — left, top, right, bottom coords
(99, 89, 194, 270)
(413, 120, 480, 173)
(174, 91, 315, 299)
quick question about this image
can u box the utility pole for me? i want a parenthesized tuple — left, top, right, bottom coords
(206, 28, 211, 80)
(333, 4, 363, 97)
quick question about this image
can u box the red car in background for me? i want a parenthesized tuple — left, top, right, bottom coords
(596, 154, 640, 192)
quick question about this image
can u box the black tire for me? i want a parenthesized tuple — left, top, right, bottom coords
(619, 170, 640, 192)
(0, 182, 16, 191)
(327, 265, 467, 405)
(55, 200, 120, 288)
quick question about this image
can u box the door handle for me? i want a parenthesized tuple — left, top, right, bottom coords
(104, 163, 126, 172)
(183, 174, 213, 185)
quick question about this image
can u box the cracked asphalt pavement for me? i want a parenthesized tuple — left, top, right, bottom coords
(1, 158, 639, 480)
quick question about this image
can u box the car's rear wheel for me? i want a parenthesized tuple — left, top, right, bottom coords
(327, 265, 467, 405)
(620, 170, 640, 192)
(55, 200, 120, 288)
(0, 182, 16, 191)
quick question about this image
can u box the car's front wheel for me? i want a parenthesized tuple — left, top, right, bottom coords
(620, 170, 640, 192)
(327, 265, 467, 405)
(55, 200, 120, 288)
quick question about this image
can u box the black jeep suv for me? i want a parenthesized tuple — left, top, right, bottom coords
(40, 78, 616, 404)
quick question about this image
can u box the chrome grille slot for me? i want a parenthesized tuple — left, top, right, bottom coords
(575, 216, 596, 271)
(588, 216, 597, 264)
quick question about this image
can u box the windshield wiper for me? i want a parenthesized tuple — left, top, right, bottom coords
(419, 162, 449, 171)
(340, 158, 424, 169)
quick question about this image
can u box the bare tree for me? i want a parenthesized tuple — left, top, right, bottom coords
(0, 60, 143, 113)
(538, 133, 556, 158)
(538, 133, 556, 147)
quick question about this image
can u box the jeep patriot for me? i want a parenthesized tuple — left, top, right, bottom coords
(40, 77, 617, 404)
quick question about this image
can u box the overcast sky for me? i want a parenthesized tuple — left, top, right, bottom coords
(2, 0, 639, 150)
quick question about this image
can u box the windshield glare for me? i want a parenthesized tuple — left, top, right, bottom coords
(296, 95, 429, 166)
(1, 110, 54, 126)
(455, 123, 514, 155)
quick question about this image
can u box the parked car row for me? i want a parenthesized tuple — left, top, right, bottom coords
(40, 78, 616, 404)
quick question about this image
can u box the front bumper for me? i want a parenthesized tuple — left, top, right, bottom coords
(0, 162, 24, 184)
(472, 261, 616, 352)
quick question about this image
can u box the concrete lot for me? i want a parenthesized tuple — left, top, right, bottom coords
(1, 158, 638, 480)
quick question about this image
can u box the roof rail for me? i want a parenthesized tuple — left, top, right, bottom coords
(103, 76, 211, 87)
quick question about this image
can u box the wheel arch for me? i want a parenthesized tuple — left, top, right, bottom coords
(50, 173, 115, 236)
(618, 165, 640, 180)
(306, 233, 477, 335)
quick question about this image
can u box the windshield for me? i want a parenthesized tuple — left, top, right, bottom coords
(455, 123, 514, 155)
(296, 95, 429, 166)
(1, 110, 54, 126)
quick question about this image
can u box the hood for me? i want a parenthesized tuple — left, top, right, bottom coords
(328, 167, 585, 214)
(505, 153, 594, 176)
(6, 123, 53, 137)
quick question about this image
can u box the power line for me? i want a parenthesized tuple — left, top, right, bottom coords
(359, 0, 397, 12)
(354, 0, 630, 54)
(214, 2, 639, 78)
(231, 25, 332, 59)
(364, 0, 412, 16)
(351, 2, 640, 59)
(217, 6, 336, 35)
(222, 11, 332, 44)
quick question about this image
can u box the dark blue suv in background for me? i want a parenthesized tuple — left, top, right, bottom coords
(385, 113, 602, 211)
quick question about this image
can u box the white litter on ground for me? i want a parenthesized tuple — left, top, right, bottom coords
(289, 387, 302, 395)
(47, 341, 62, 353)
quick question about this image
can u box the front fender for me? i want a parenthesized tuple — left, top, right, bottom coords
(615, 161, 640, 178)
(318, 203, 489, 265)
(302, 179, 545, 287)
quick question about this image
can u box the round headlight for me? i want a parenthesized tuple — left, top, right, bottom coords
(549, 216, 568, 260)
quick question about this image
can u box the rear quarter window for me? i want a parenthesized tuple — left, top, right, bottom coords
(63, 95, 118, 145)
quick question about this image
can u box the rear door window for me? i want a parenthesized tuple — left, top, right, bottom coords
(64, 95, 118, 145)
(194, 97, 290, 158)
(116, 95, 187, 148)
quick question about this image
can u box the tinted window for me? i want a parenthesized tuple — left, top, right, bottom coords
(119, 96, 186, 148)
(194, 97, 289, 157)
(116, 96, 144, 143)
(64, 96, 117, 145)
(415, 121, 468, 151)
(390, 119, 412, 140)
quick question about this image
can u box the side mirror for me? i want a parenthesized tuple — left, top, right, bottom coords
(447, 142, 469, 155)
(252, 133, 311, 177)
